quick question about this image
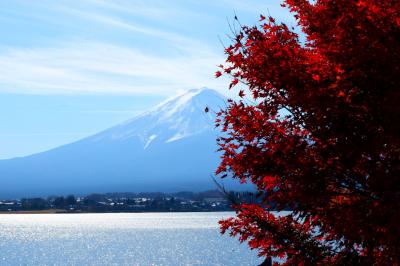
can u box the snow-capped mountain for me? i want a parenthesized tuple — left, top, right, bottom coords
(0, 88, 239, 198)
(91, 88, 224, 148)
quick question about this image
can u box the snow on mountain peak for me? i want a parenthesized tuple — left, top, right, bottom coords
(91, 88, 226, 148)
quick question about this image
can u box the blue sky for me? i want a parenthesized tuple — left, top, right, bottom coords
(0, 0, 294, 159)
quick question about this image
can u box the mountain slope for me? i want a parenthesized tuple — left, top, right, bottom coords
(0, 88, 239, 198)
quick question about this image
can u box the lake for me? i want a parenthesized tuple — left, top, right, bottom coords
(0, 212, 262, 265)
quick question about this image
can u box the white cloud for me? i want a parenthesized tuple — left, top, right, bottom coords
(0, 0, 234, 96)
(1, 0, 293, 96)
(59, 7, 176, 40)
(82, 0, 210, 22)
(0, 41, 227, 95)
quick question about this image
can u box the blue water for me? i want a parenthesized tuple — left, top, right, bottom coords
(0, 212, 262, 265)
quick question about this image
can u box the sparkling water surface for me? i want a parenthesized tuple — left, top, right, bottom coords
(0, 212, 262, 266)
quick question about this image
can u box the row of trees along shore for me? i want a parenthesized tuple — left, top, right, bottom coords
(0, 191, 268, 213)
(215, 0, 400, 265)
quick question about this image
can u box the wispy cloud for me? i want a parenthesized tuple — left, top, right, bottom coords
(0, 41, 226, 95)
(81, 0, 211, 22)
(57, 6, 209, 53)
(59, 7, 174, 40)
(0, 0, 234, 95)
(0, 0, 293, 96)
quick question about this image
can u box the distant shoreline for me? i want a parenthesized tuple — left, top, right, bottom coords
(0, 209, 66, 214)
(0, 209, 235, 214)
(1, 190, 258, 213)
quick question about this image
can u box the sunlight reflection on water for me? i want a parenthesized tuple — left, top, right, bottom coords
(0, 212, 262, 266)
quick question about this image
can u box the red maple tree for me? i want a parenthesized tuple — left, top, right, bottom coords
(215, 0, 400, 264)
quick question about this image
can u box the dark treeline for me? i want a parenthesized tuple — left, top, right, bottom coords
(0, 190, 260, 213)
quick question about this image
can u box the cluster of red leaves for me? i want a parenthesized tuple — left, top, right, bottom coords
(216, 0, 400, 265)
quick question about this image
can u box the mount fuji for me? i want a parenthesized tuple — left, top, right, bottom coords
(0, 88, 241, 198)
